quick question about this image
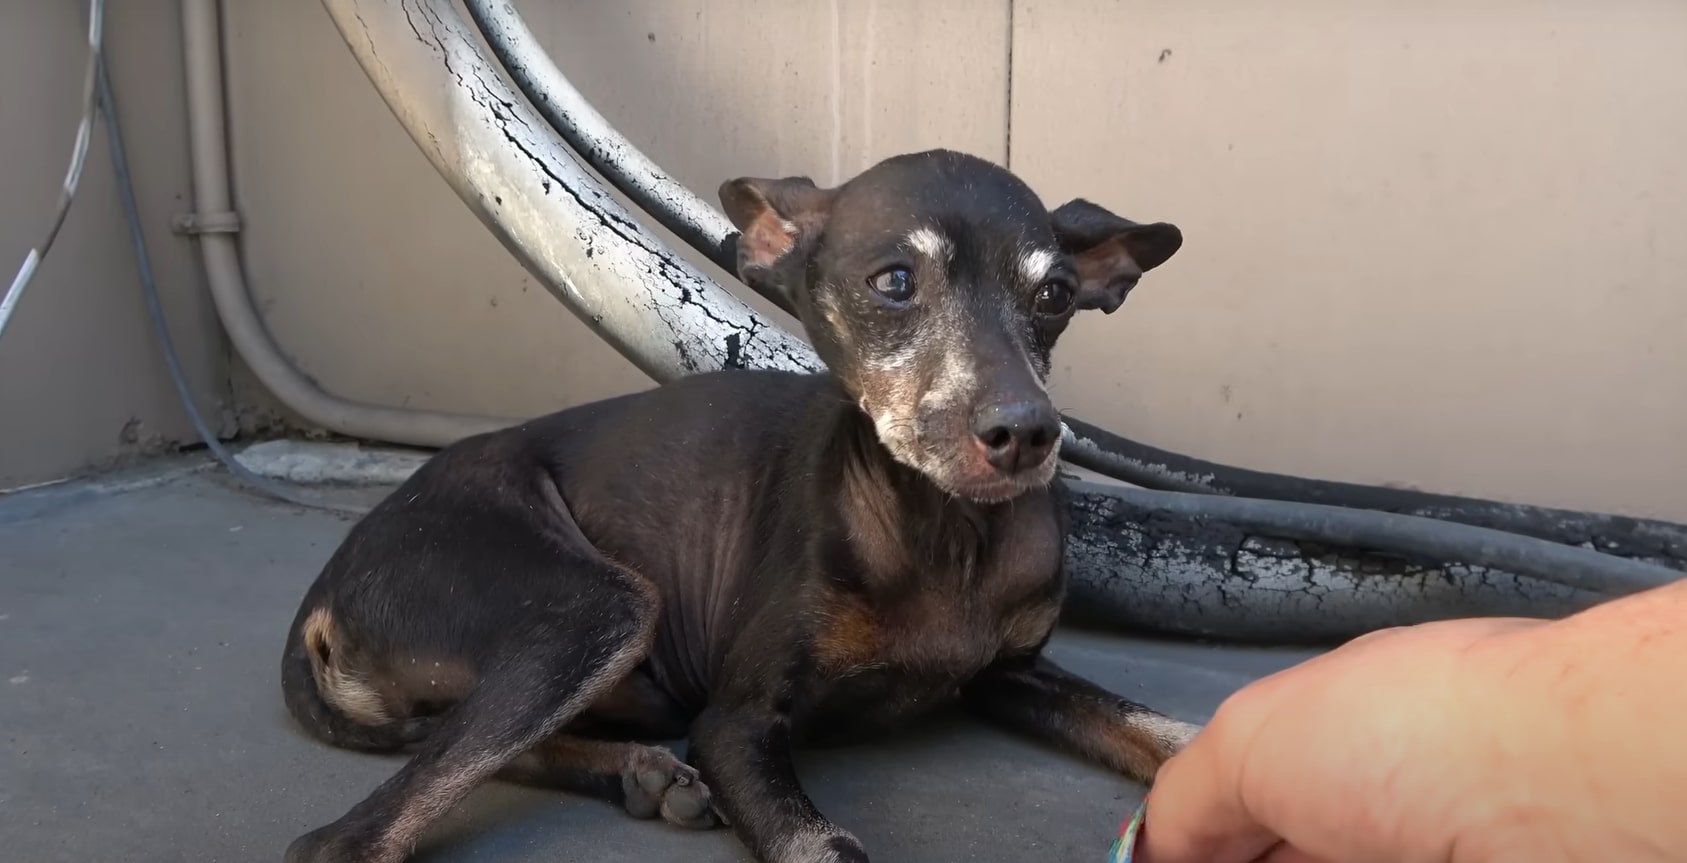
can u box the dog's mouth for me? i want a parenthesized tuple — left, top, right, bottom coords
(934, 441, 1063, 504)
(948, 476, 1046, 504)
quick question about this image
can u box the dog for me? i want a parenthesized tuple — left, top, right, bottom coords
(280, 148, 1195, 863)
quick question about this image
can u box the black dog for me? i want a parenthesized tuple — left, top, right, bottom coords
(281, 149, 1194, 863)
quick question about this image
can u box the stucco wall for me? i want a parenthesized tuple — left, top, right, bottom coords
(0, 1, 227, 489)
(1010, 0, 1687, 523)
(3, 1, 1683, 522)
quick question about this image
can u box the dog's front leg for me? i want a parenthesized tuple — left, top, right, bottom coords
(963, 655, 1203, 785)
(689, 703, 867, 863)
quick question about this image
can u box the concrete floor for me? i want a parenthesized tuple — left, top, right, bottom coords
(0, 456, 1320, 863)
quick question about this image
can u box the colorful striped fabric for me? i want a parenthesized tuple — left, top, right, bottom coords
(1108, 801, 1147, 862)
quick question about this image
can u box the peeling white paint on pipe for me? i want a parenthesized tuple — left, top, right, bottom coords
(318, 0, 821, 387)
(462, 0, 754, 294)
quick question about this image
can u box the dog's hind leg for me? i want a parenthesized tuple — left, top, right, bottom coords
(284, 559, 659, 863)
(499, 733, 717, 829)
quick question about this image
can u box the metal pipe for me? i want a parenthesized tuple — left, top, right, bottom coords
(317, 0, 819, 386)
(101, 49, 366, 514)
(462, 0, 769, 308)
(182, 0, 511, 448)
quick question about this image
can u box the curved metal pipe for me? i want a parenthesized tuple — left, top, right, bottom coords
(182, 0, 512, 448)
(318, 0, 818, 385)
(319, 0, 1678, 641)
(462, 0, 756, 301)
(462, 0, 1687, 573)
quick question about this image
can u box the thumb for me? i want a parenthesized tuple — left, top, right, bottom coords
(1131, 716, 1278, 863)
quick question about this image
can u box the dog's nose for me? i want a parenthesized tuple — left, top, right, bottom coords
(972, 400, 1060, 474)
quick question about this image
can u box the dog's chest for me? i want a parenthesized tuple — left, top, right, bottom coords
(801, 504, 1065, 731)
(813, 582, 1051, 675)
(798, 582, 1058, 740)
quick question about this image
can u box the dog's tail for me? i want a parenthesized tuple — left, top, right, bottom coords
(280, 603, 437, 753)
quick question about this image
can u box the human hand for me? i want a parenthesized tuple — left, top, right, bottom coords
(1132, 616, 1580, 863)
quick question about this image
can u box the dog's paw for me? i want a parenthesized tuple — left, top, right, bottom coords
(769, 828, 870, 863)
(1140, 716, 1205, 782)
(620, 747, 718, 830)
(1157, 717, 1203, 755)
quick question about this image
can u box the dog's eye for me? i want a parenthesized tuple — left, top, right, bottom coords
(1034, 280, 1075, 316)
(868, 267, 916, 303)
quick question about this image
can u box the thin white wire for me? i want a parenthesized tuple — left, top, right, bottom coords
(0, 0, 107, 343)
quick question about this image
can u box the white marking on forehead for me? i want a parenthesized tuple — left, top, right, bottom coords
(1018, 247, 1060, 284)
(907, 227, 951, 264)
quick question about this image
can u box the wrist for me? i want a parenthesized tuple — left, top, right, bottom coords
(1454, 602, 1686, 861)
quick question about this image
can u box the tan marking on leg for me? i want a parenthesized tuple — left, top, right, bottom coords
(1089, 711, 1203, 783)
(505, 733, 634, 781)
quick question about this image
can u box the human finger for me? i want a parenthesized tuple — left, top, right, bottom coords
(1131, 706, 1281, 863)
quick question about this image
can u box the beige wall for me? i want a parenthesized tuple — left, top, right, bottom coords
(3, 1, 1683, 522)
(0, 1, 227, 489)
(1011, 0, 1687, 521)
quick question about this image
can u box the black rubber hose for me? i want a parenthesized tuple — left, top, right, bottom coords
(1073, 481, 1680, 597)
(1062, 416, 1687, 570)
(1058, 482, 1602, 644)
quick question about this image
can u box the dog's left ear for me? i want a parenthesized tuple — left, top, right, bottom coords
(719, 176, 836, 302)
(1050, 199, 1183, 314)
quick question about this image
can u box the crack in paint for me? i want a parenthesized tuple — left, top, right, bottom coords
(388, 0, 820, 379)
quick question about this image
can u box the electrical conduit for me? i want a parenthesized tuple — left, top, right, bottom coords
(181, 0, 513, 448)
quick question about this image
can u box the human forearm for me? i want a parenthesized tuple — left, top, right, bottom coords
(1468, 578, 1687, 860)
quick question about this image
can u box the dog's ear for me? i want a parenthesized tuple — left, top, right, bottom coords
(1050, 199, 1182, 314)
(719, 176, 836, 297)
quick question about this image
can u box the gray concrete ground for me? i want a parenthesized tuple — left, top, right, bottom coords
(0, 456, 1319, 862)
